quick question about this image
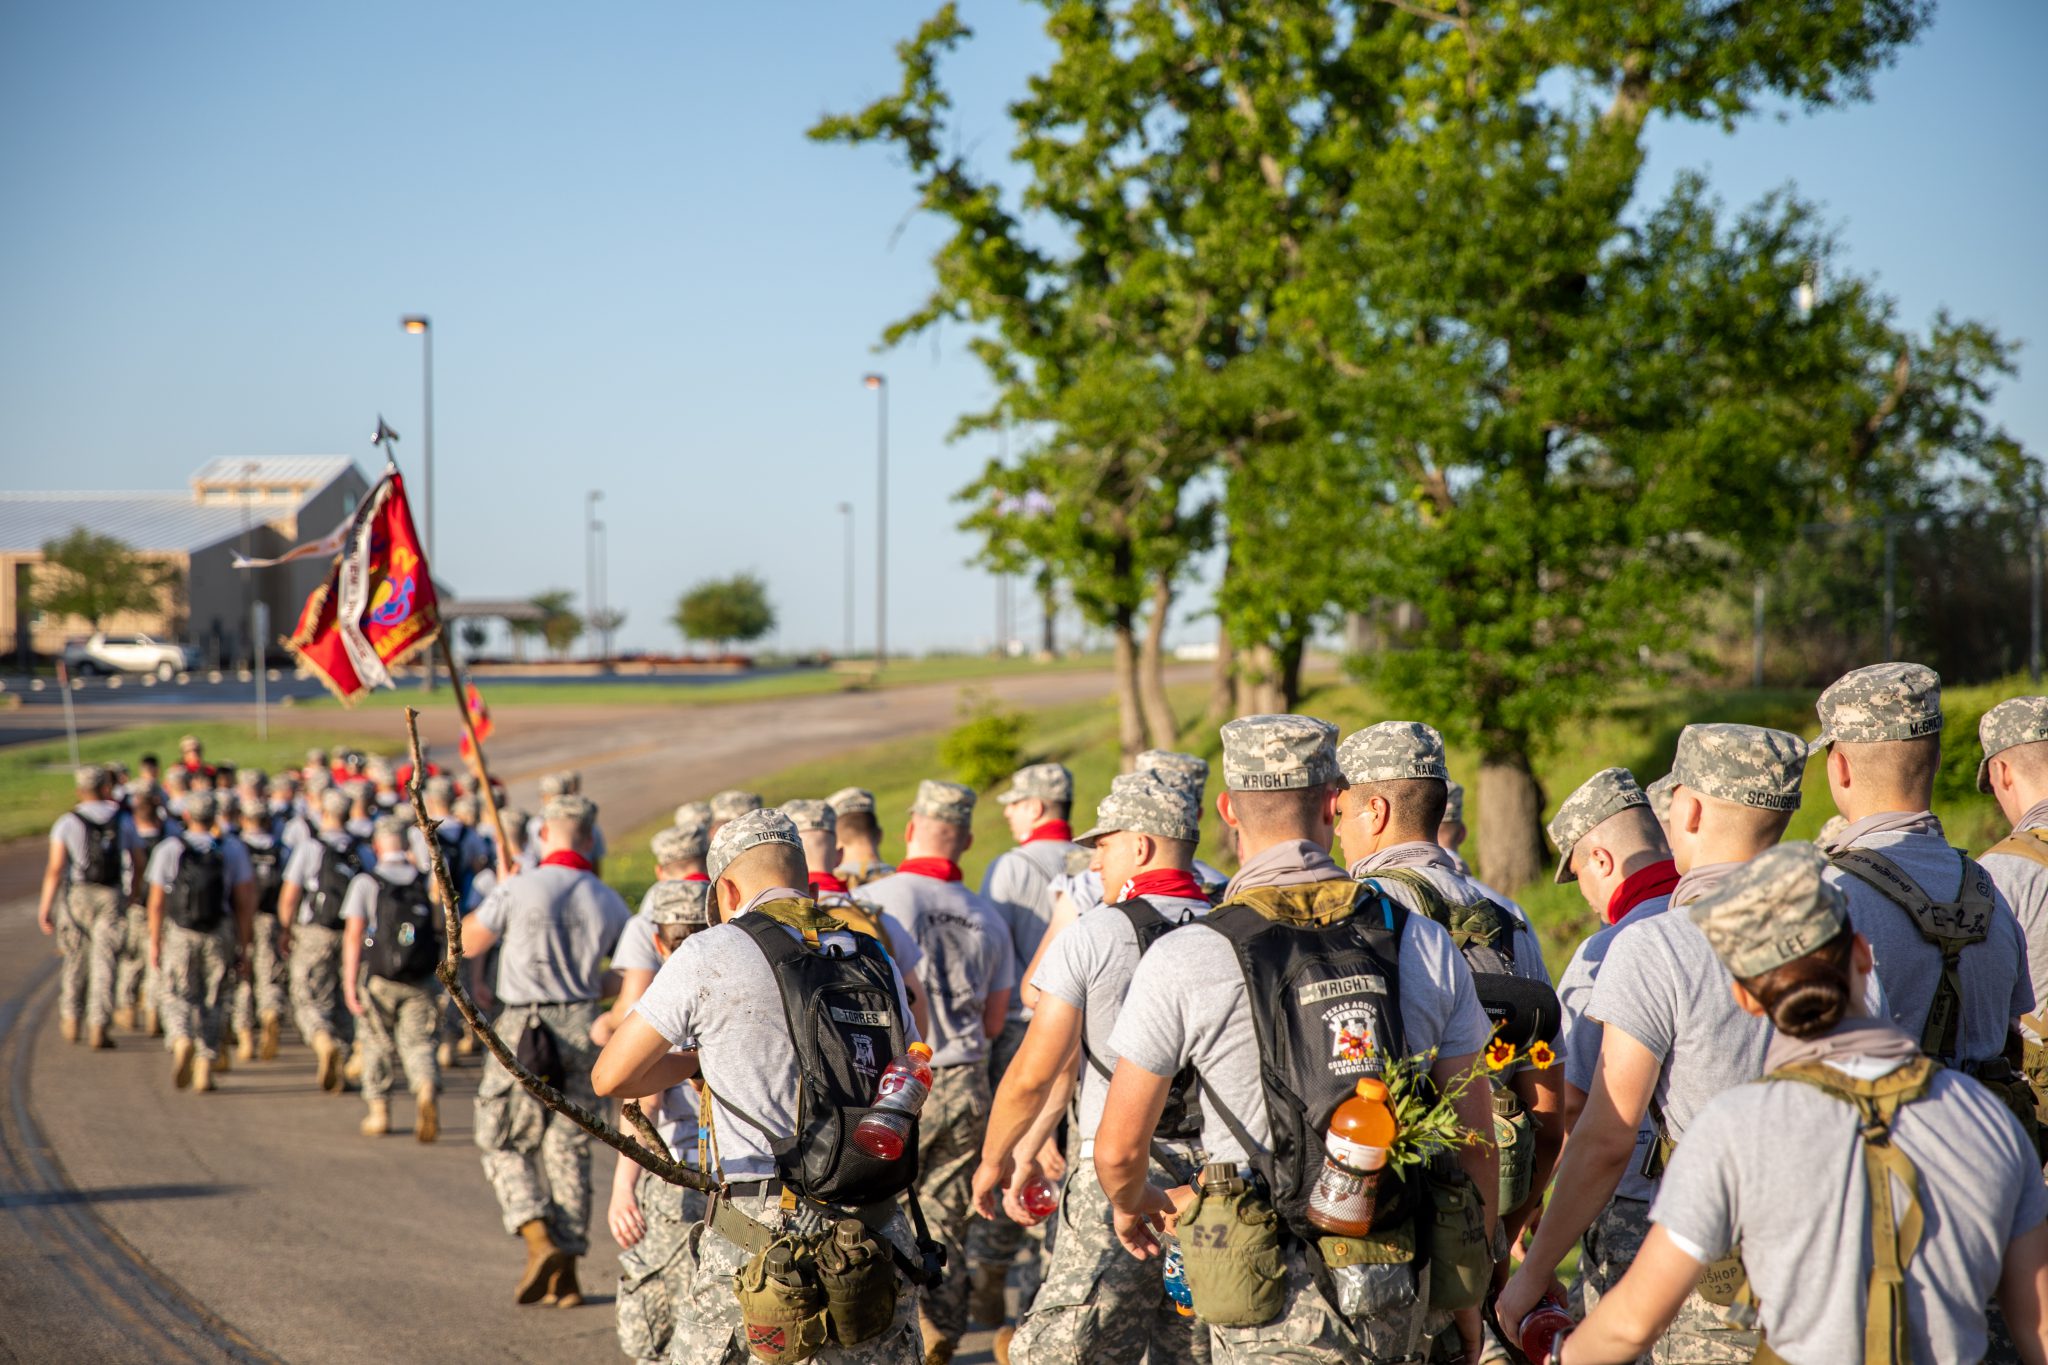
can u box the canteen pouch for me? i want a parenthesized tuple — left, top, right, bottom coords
(1424, 1166, 1490, 1311)
(513, 1011, 567, 1092)
(1177, 1173, 1287, 1327)
(813, 1218, 898, 1346)
(2023, 1030, 2048, 1160)
(1318, 1222, 1417, 1321)
(1492, 1086, 1534, 1215)
(1695, 1243, 1752, 1314)
(732, 1238, 830, 1365)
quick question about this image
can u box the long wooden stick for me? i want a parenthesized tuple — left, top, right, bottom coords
(435, 634, 512, 876)
(402, 705, 711, 1192)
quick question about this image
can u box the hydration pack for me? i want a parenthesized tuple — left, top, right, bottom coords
(307, 838, 361, 931)
(165, 839, 227, 932)
(76, 809, 123, 888)
(1083, 897, 1206, 1144)
(1368, 867, 1519, 977)
(246, 839, 284, 919)
(365, 874, 440, 983)
(1829, 847, 1995, 1062)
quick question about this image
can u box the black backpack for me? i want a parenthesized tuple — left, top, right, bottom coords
(1083, 897, 1206, 1144)
(307, 838, 361, 931)
(165, 839, 227, 932)
(365, 875, 440, 983)
(76, 809, 123, 888)
(246, 839, 284, 919)
(720, 908, 917, 1207)
(1369, 867, 1520, 978)
(436, 824, 476, 905)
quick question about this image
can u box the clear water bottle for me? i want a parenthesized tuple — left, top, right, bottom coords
(1017, 1176, 1059, 1221)
(851, 1041, 934, 1160)
(1517, 1293, 1575, 1364)
(1161, 1238, 1194, 1317)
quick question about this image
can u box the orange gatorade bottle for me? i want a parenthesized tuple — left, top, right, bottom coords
(1305, 1077, 1397, 1236)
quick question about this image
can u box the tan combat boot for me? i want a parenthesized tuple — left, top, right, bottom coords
(415, 1087, 439, 1144)
(919, 1310, 955, 1365)
(213, 1038, 231, 1074)
(360, 1098, 389, 1136)
(234, 1023, 255, 1063)
(258, 1010, 280, 1061)
(312, 1032, 342, 1093)
(549, 1258, 582, 1309)
(435, 1040, 455, 1070)
(142, 1003, 161, 1037)
(515, 1220, 569, 1305)
(88, 1023, 115, 1050)
(113, 1007, 136, 1031)
(191, 1055, 214, 1093)
(343, 1044, 364, 1085)
(456, 1030, 477, 1058)
(60, 1017, 79, 1044)
(171, 1037, 195, 1089)
(992, 1326, 1014, 1365)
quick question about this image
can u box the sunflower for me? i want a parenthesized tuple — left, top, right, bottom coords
(1527, 1040, 1557, 1070)
(1485, 1038, 1517, 1071)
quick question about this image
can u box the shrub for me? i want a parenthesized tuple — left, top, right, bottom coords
(940, 691, 1026, 792)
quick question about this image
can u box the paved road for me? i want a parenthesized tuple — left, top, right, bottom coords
(0, 667, 1152, 1361)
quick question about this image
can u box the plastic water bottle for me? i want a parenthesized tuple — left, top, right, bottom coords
(1016, 1176, 1058, 1220)
(1161, 1239, 1194, 1317)
(1305, 1077, 1396, 1236)
(1517, 1293, 1575, 1364)
(851, 1041, 934, 1160)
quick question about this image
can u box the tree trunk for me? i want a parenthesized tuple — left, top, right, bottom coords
(1137, 571, 1179, 750)
(1276, 628, 1307, 712)
(1477, 745, 1550, 893)
(1110, 610, 1145, 769)
(1239, 641, 1284, 715)
(1038, 569, 1058, 657)
(1205, 621, 1237, 727)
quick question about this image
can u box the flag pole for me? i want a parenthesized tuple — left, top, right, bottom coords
(437, 633, 511, 875)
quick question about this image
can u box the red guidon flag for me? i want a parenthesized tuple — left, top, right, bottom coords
(281, 468, 442, 704)
(459, 681, 494, 760)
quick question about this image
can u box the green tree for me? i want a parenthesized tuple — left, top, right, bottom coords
(33, 528, 175, 632)
(529, 589, 583, 660)
(458, 620, 489, 658)
(672, 574, 776, 653)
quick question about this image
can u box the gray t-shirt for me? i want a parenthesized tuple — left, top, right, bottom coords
(1975, 813, 2048, 1045)
(1557, 895, 1672, 1203)
(144, 831, 255, 924)
(1031, 893, 1211, 1140)
(1587, 908, 1774, 1163)
(613, 913, 662, 974)
(631, 914, 919, 1180)
(1654, 1061, 2047, 1364)
(858, 871, 1017, 1067)
(981, 840, 1078, 1020)
(1355, 842, 1553, 988)
(1827, 823, 2033, 1064)
(1110, 884, 1492, 1163)
(340, 856, 423, 920)
(50, 799, 125, 882)
(472, 864, 632, 1005)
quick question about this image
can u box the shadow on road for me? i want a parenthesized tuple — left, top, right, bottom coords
(0, 1182, 238, 1210)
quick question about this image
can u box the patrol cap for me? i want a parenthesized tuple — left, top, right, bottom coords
(1336, 721, 1449, 786)
(1135, 750, 1209, 796)
(1075, 771, 1201, 847)
(1688, 842, 1848, 980)
(237, 767, 268, 792)
(710, 790, 763, 822)
(997, 763, 1073, 807)
(306, 768, 333, 793)
(706, 807, 802, 884)
(646, 878, 711, 927)
(1670, 724, 1807, 812)
(179, 734, 202, 750)
(372, 814, 411, 844)
(650, 827, 699, 866)
(1442, 779, 1465, 825)
(1219, 714, 1340, 792)
(1546, 767, 1649, 884)
(910, 779, 977, 827)
(673, 801, 713, 834)
(826, 787, 878, 817)
(423, 775, 456, 804)
(1978, 697, 2048, 793)
(1644, 772, 1677, 828)
(185, 790, 218, 824)
(538, 772, 569, 799)
(1812, 662, 1942, 749)
(780, 799, 837, 836)
(542, 793, 595, 831)
(319, 788, 352, 819)
(75, 764, 109, 791)
(1816, 813, 1849, 848)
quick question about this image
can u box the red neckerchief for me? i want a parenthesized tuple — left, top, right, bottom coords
(1606, 858, 1679, 926)
(1024, 820, 1073, 845)
(682, 871, 710, 883)
(1118, 868, 1208, 904)
(810, 871, 850, 895)
(897, 857, 962, 883)
(542, 850, 595, 873)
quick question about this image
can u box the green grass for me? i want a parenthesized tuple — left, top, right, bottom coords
(600, 675, 2023, 982)
(0, 721, 388, 842)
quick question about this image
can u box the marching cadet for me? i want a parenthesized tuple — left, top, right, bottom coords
(1502, 724, 1807, 1358)
(273, 772, 311, 848)
(592, 827, 713, 1049)
(230, 784, 289, 1062)
(463, 793, 631, 1306)
(606, 879, 710, 1365)
(145, 791, 255, 1093)
(36, 765, 128, 1049)
(1549, 845, 2048, 1364)
(972, 770, 1213, 1365)
(341, 816, 443, 1141)
(1643, 773, 1678, 837)
(1978, 696, 2048, 1134)
(784, 798, 931, 1036)
(982, 764, 1080, 1033)
(119, 790, 172, 1035)
(674, 798, 712, 836)
(593, 809, 927, 1363)
(1098, 715, 1497, 1363)
(857, 781, 1017, 1365)
(1438, 778, 1473, 875)
(708, 788, 763, 837)
(637, 826, 705, 916)
(277, 787, 362, 1091)
(829, 786, 898, 889)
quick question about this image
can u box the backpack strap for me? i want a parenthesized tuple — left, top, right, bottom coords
(1766, 1056, 1938, 1365)
(1829, 848, 1994, 1059)
(1984, 827, 2048, 873)
(1369, 867, 1515, 965)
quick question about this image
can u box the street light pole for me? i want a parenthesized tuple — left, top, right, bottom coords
(586, 490, 603, 665)
(863, 374, 887, 666)
(401, 315, 434, 691)
(838, 502, 855, 658)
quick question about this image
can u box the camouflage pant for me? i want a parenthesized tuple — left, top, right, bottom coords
(360, 974, 440, 1101)
(616, 1170, 709, 1364)
(665, 1194, 921, 1365)
(159, 921, 229, 1060)
(916, 1062, 993, 1345)
(970, 1018, 1046, 1313)
(230, 914, 288, 1036)
(288, 924, 350, 1046)
(1985, 1300, 2022, 1365)
(1010, 1160, 1206, 1365)
(1572, 1196, 1754, 1364)
(115, 901, 156, 1015)
(477, 1001, 600, 1256)
(1204, 1243, 1445, 1364)
(58, 883, 123, 1027)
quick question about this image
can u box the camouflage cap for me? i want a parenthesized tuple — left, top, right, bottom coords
(1442, 779, 1466, 825)
(1688, 842, 1848, 980)
(910, 779, 977, 827)
(1978, 697, 2048, 793)
(371, 813, 411, 844)
(74, 764, 109, 791)
(542, 793, 595, 831)
(710, 790, 764, 822)
(1546, 767, 1649, 885)
(1813, 662, 1943, 749)
(423, 774, 456, 804)
(1136, 750, 1209, 796)
(997, 763, 1074, 807)
(780, 799, 837, 836)
(1644, 772, 1677, 828)
(305, 768, 333, 793)
(1336, 721, 1449, 786)
(1219, 714, 1340, 792)
(1816, 813, 1849, 848)
(1075, 771, 1201, 847)
(706, 807, 802, 884)
(1670, 724, 1807, 812)
(646, 878, 711, 928)
(184, 790, 219, 824)
(826, 786, 878, 817)
(673, 801, 713, 834)
(318, 788, 352, 819)
(179, 733, 202, 749)
(650, 826, 700, 866)
(538, 772, 569, 799)
(237, 767, 268, 792)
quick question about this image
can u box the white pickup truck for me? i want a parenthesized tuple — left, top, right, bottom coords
(61, 632, 193, 680)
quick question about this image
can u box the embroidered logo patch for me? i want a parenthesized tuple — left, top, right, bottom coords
(1323, 1001, 1380, 1075)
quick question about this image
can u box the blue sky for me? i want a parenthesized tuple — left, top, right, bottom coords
(2, 2, 2041, 656)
